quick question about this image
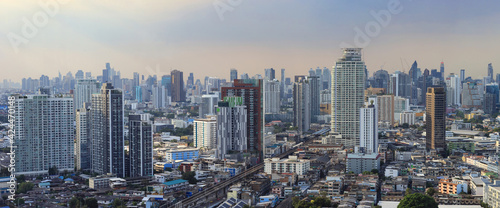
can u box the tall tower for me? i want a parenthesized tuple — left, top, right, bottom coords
(11, 94, 75, 175)
(171, 70, 185, 102)
(200, 94, 219, 118)
(230, 69, 238, 82)
(488, 63, 494, 82)
(440, 62, 445, 80)
(426, 87, 446, 152)
(331, 48, 366, 147)
(216, 98, 247, 160)
(194, 116, 217, 149)
(128, 115, 153, 177)
(91, 83, 125, 177)
(76, 103, 91, 170)
(74, 79, 99, 111)
(293, 77, 311, 134)
(264, 79, 280, 114)
(221, 79, 263, 160)
(265, 68, 276, 80)
(360, 102, 378, 154)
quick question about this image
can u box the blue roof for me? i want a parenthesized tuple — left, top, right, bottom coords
(64, 178, 74, 181)
(163, 179, 188, 186)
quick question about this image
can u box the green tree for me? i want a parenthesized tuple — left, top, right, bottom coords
(48, 165, 59, 175)
(398, 193, 438, 208)
(426, 187, 436, 196)
(13, 198, 24, 206)
(405, 188, 412, 196)
(311, 196, 331, 207)
(69, 197, 81, 208)
(85, 198, 98, 208)
(16, 175, 25, 183)
(166, 113, 175, 119)
(112, 198, 126, 208)
(17, 182, 34, 194)
(371, 169, 379, 174)
(182, 171, 198, 184)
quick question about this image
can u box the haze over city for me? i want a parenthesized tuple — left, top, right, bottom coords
(1, 0, 500, 81)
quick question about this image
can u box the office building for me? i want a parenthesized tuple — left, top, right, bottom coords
(462, 82, 483, 109)
(346, 153, 380, 174)
(264, 79, 280, 114)
(74, 79, 100, 111)
(171, 70, 185, 102)
(230, 69, 238, 82)
(76, 103, 91, 170)
(152, 85, 168, 109)
(265, 68, 275, 80)
(216, 98, 248, 159)
(264, 156, 310, 175)
(331, 48, 365, 147)
(359, 103, 378, 154)
(376, 95, 395, 126)
(91, 83, 125, 177)
(293, 77, 311, 133)
(308, 76, 320, 122)
(489, 63, 494, 82)
(200, 94, 219, 118)
(426, 87, 446, 152)
(445, 74, 461, 106)
(11, 94, 74, 175)
(440, 62, 445, 80)
(194, 116, 217, 149)
(484, 83, 499, 115)
(128, 115, 153, 177)
(221, 79, 263, 158)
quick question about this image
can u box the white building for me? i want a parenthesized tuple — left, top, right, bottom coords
(264, 79, 280, 114)
(152, 85, 169, 109)
(12, 94, 75, 175)
(446, 74, 461, 106)
(294, 77, 311, 134)
(264, 156, 310, 175)
(200, 94, 219, 118)
(399, 111, 416, 125)
(193, 116, 217, 149)
(74, 79, 99, 111)
(216, 98, 247, 159)
(385, 166, 399, 178)
(359, 103, 378, 154)
(346, 153, 380, 174)
(331, 48, 365, 147)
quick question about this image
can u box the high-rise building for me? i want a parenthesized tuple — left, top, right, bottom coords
(293, 77, 311, 133)
(462, 82, 482, 108)
(426, 87, 446, 152)
(128, 115, 153, 177)
(280, 68, 286, 98)
(230, 69, 238, 82)
(91, 83, 125, 177)
(194, 116, 217, 149)
(265, 68, 275, 80)
(200, 94, 219, 118)
(322, 67, 331, 90)
(221, 79, 263, 158)
(264, 79, 280, 114)
(359, 103, 378, 154)
(445, 74, 461, 106)
(11, 94, 74, 175)
(171, 70, 185, 102)
(308, 76, 320, 122)
(152, 85, 168, 109)
(331, 48, 365, 146)
(373, 69, 390, 93)
(76, 103, 91, 170)
(488, 63, 494, 82)
(484, 83, 499, 115)
(161, 75, 172, 96)
(74, 79, 100, 111)
(376, 95, 395, 127)
(440, 62, 445, 80)
(187, 73, 194, 88)
(216, 98, 247, 159)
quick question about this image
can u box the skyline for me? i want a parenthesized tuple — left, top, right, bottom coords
(1, 1, 500, 81)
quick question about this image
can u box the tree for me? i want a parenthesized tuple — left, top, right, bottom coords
(371, 169, 379, 174)
(17, 182, 34, 194)
(112, 198, 126, 208)
(311, 196, 331, 207)
(400, 123, 410, 129)
(48, 165, 59, 175)
(405, 188, 412, 196)
(13, 198, 24, 206)
(85, 198, 98, 208)
(398, 193, 438, 208)
(426, 187, 436, 196)
(16, 175, 25, 183)
(182, 171, 198, 184)
(69, 197, 81, 208)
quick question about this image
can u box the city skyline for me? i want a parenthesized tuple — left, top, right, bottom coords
(1, 1, 500, 81)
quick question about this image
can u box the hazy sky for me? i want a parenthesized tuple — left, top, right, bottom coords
(1, 0, 500, 82)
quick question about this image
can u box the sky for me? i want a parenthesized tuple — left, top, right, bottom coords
(1, 0, 500, 82)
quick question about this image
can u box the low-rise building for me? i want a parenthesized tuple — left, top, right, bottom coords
(264, 156, 310, 175)
(346, 153, 380, 174)
(438, 178, 468, 194)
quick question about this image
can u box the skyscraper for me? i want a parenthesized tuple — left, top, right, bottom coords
(488, 63, 494, 82)
(445, 74, 461, 106)
(12, 94, 75, 175)
(280, 68, 286, 98)
(460, 69, 465, 83)
(484, 83, 499, 115)
(376, 95, 395, 127)
(230, 69, 238, 82)
(76, 103, 91, 170)
(187, 72, 194, 88)
(331, 48, 365, 146)
(440, 62, 445, 80)
(265, 68, 275, 80)
(359, 102, 378, 154)
(152, 85, 168, 109)
(221, 79, 263, 159)
(322, 67, 331, 90)
(171, 70, 185, 102)
(161, 75, 172, 96)
(91, 83, 125, 177)
(308, 76, 320, 122)
(216, 98, 247, 159)
(426, 87, 446, 152)
(128, 115, 153, 177)
(74, 79, 100, 111)
(200, 94, 219, 118)
(194, 116, 217, 149)
(293, 77, 311, 134)
(264, 79, 280, 114)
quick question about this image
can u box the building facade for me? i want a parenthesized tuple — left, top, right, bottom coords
(128, 115, 153, 177)
(359, 104, 378, 154)
(216, 98, 248, 159)
(426, 87, 446, 152)
(194, 117, 217, 149)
